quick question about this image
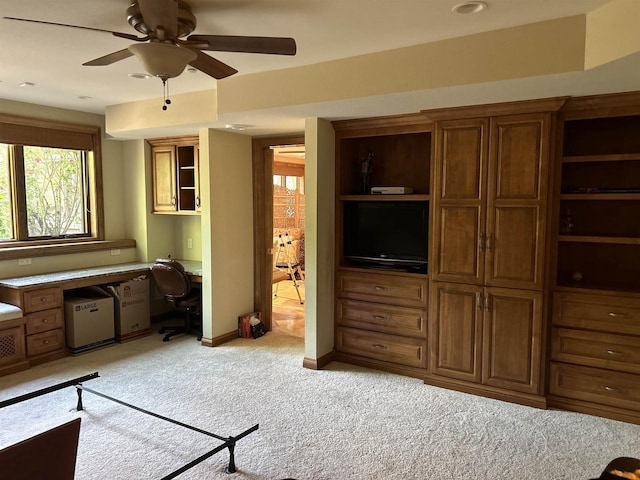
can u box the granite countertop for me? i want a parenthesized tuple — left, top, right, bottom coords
(0, 260, 203, 288)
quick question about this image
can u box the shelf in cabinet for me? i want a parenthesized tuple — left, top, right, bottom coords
(180, 165, 195, 170)
(562, 153, 640, 163)
(180, 186, 196, 190)
(558, 235, 640, 245)
(340, 194, 430, 201)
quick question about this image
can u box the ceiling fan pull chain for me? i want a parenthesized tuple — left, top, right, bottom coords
(162, 79, 172, 111)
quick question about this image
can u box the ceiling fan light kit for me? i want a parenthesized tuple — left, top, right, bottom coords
(128, 42, 196, 80)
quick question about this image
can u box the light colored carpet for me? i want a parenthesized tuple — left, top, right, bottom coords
(1, 331, 639, 480)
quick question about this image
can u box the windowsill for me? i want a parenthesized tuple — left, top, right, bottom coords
(0, 239, 136, 261)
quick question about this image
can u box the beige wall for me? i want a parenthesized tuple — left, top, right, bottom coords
(303, 117, 335, 362)
(199, 128, 254, 341)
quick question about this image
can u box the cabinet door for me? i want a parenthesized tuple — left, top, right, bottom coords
(429, 282, 483, 382)
(152, 146, 177, 212)
(432, 119, 489, 284)
(481, 287, 543, 394)
(485, 113, 550, 290)
(194, 146, 201, 211)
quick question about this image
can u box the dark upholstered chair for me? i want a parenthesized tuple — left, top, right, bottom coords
(151, 259, 202, 342)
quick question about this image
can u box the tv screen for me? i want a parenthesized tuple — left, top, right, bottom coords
(344, 201, 428, 271)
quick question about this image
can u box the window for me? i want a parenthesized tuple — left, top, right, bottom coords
(0, 114, 103, 246)
(273, 174, 305, 229)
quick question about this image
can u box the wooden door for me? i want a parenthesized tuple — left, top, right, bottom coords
(431, 118, 489, 285)
(485, 113, 550, 289)
(152, 146, 177, 212)
(481, 287, 542, 394)
(429, 282, 483, 382)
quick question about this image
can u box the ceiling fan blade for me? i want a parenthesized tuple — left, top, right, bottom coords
(83, 49, 134, 67)
(2, 16, 142, 41)
(188, 35, 296, 56)
(137, 0, 179, 38)
(188, 50, 238, 79)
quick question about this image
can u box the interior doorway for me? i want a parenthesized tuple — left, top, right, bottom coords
(251, 135, 305, 338)
(271, 146, 305, 338)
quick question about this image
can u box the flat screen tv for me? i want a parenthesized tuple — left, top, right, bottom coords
(343, 200, 428, 272)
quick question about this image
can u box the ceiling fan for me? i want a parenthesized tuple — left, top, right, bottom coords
(4, 0, 297, 108)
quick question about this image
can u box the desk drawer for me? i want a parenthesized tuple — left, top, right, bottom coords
(338, 271, 427, 308)
(553, 292, 640, 335)
(336, 327, 426, 369)
(336, 299, 426, 338)
(24, 287, 63, 313)
(27, 328, 64, 357)
(549, 362, 640, 411)
(26, 308, 63, 335)
(551, 327, 640, 375)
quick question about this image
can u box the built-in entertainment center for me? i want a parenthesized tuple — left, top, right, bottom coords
(331, 92, 640, 425)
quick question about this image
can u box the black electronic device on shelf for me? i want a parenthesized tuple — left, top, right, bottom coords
(343, 200, 428, 272)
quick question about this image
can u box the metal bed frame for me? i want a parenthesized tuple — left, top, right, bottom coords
(0, 372, 259, 479)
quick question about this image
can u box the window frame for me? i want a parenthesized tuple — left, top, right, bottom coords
(0, 113, 106, 253)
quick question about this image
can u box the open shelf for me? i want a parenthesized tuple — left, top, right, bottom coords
(340, 194, 430, 202)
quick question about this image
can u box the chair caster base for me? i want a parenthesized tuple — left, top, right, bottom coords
(163, 335, 171, 342)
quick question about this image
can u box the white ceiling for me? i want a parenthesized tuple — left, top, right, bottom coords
(1, 0, 638, 137)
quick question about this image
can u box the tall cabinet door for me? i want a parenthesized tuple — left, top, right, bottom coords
(432, 118, 489, 285)
(481, 287, 543, 394)
(485, 113, 550, 290)
(429, 282, 483, 382)
(152, 146, 177, 212)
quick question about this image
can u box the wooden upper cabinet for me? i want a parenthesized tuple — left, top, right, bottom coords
(432, 112, 552, 290)
(149, 135, 200, 214)
(152, 146, 177, 212)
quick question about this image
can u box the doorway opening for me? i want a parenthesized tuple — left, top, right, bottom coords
(271, 145, 305, 338)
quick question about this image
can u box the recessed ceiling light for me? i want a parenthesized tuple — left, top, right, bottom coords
(77, 95, 92, 100)
(452, 1, 488, 14)
(186, 67, 198, 73)
(128, 73, 153, 79)
(19, 81, 35, 88)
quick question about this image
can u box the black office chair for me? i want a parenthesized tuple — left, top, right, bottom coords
(151, 259, 202, 342)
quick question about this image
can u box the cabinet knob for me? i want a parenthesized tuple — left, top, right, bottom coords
(196, 196, 201, 208)
(373, 286, 387, 292)
(372, 315, 388, 321)
(42, 318, 48, 323)
(41, 297, 47, 302)
(607, 312, 627, 318)
(171, 195, 176, 206)
(43, 340, 50, 345)
(372, 343, 387, 350)
(603, 385, 618, 392)
(476, 292, 482, 310)
(485, 234, 492, 251)
(484, 294, 490, 312)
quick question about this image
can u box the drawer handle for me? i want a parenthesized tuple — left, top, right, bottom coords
(372, 343, 387, 350)
(607, 312, 628, 318)
(606, 349, 625, 357)
(372, 315, 388, 321)
(42, 318, 49, 323)
(603, 385, 618, 392)
(41, 297, 48, 302)
(43, 340, 50, 345)
(373, 286, 387, 292)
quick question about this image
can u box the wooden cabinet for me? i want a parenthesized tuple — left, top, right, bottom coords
(335, 268, 428, 377)
(548, 92, 640, 424)
(149, 135, 200, 214)
(424, 99, 564, 407)
(429, 282, 543, 397)
(0, 285, 66, 366)
(549, 292, 640, 424)
(430, 112, 551, 290)
(332, 114, 431, 378)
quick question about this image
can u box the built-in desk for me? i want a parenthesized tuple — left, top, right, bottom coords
(0, 260, 202, 376)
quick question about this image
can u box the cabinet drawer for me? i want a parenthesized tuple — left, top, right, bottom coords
(25, 308, 63, 335)
(551, 328, 640, 375)
(336, 299, 426, 338)
(23, 287, 63, 313)
(549, 362, 640, 411)
(553, 292, 640, 335)
(338, 271, 427, 308)
(26, 328, 65, 357)
(336, 327, 426, 369)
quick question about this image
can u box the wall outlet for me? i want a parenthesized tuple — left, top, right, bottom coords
(187, 238, 193, 249)
(110, 249, 121, 256)
(18, 258, 32, 266)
